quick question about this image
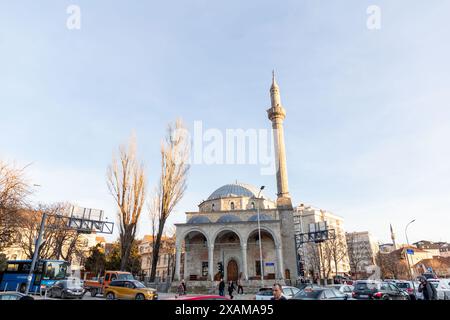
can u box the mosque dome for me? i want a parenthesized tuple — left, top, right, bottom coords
(187, 216, 211, 224)
(216, 215, 242, 223)
(207, 182, 265, 201)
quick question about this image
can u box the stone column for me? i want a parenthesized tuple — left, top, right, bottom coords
(175, 243, 181, 281)
(241, 244, 248, 280)
(184, 247, 188, 280)
(208, 244, 214, 281)
(276, 246, 284, 279)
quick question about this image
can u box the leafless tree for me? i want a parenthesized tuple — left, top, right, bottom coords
(107, 135, 146, 271)
(326, 233, 349, 277)
(16, 203, 84, 261)
(0, 161, 31, 251)
(346, 233, 372, 280)
(149, 119, 189, 282)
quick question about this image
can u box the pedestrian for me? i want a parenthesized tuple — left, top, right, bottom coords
(237, 278, 244, 294)
(228, 281, 235, 299)
(418, 276, 438, 300)
(271, 283, 287, 300)
(181, 279, 187, 295)
(218, 278, 225, 296)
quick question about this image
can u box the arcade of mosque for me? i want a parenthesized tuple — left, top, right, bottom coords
(174, 73, 299, 288)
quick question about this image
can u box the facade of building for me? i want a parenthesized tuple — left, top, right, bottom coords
(138, 235, 175, 282)
(293, 204, 351, 281)
(413, 240, 450, 258)
(173, 74, 298, 289)
(345, 231, 379, 278)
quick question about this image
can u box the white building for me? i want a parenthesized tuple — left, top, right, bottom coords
(346, 231, 379, 278)
(293, 204, 350, 282)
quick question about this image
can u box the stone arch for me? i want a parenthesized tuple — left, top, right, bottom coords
(245, 226, 280, 248)
(211, 226, 244, 247)
(177, 228, 211, 248)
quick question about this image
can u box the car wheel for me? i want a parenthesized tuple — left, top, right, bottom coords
(106, 292, 115, 300)
(382, 295, 391, 300)
(135, 293, 145, 300)
(90, 288, 97, 297)
(47, 289, 53, 298)
(61, 292, 67, 299)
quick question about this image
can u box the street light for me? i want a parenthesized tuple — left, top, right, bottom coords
(405, 219, 416, 296)
(25, 184, 45, 295)
(256, 186, 265, 287)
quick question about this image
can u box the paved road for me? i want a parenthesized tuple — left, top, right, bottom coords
(32, 292, 255, 300)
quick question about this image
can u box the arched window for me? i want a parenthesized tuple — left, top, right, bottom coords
(251, 202, 255, 209)
(212, 203, 215, 211)
(230, 202, 235, 210)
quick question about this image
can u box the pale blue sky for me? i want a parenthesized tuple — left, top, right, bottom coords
(1, 1, 449, 244)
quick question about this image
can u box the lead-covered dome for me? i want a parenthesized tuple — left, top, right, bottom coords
(207, 182, 264, 200)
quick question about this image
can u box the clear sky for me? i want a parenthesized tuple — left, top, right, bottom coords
(1, 1, 449, 244)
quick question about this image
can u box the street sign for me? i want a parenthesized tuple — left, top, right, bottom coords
(427, 267, 433, 272)
(406, 249, 414, 255)
(265, 262, 275, 266)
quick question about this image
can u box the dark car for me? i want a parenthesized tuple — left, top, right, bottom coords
(352, 281, 409, 300)
(292, 287, 348, 300)
(0, 292, 34, 300)
(48, 279, 85, 299)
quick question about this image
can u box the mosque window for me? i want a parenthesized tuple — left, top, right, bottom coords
(230, 202, 235, 210)
(251, 202, 255, 209)
(212, 203, 215, 211)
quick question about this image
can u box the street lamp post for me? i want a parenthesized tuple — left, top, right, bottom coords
(256, 186, 265, 287)
(25, 184, 44, 295)
(405, 219, 416, 296)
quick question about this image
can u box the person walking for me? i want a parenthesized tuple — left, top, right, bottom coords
(228, 281, 235, 299)
(218, 278, 225, 296)
(237, 278, 244, 294)
(418, 276, 438, 300)
(271, 283, 287, 300)
(181, 279, 187, 295)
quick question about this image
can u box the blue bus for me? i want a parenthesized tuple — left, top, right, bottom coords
(0, 259, 70, 293)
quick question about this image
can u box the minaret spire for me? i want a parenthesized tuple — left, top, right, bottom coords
(390, 224, 397, 249)
(267, 71, 292, 209)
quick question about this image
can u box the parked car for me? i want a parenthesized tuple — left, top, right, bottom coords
(352, 280, 409, 300)
(0, 292, 34, 300)
(394, 281, 418, 300)
(104, 280, 158, 300)
(173, 295, 229, 300)
(292, 287, 349, 300)
(255, 286, 300, 300)
(427, 279, 450, 300)
(328, 284, 354, 298)
(47, 279, 85, 299)
(84, 271, 134, 297)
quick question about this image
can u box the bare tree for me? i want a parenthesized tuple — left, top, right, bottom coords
(107, 135, 146, 271)
(326, 233, 349, 278)
(0, 161, 31, 251)
(149, 119, 189, 282)
(16, 203, 84, 261)
(346, 233, 371, 280)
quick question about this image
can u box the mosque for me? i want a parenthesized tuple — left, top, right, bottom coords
(174, 73, 298, 288)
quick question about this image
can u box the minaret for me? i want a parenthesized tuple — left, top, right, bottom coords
(390, 224, 397, 249)
(267, 71, 292, 209)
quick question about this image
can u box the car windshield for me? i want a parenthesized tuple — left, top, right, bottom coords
(355, 282, 378, 291)
(294, 289, 323, 299)
(396, 283, 410, 289)
(61, 279, 83, 289)
(132, 281, 146, 288)
(118, 274, 134, 280)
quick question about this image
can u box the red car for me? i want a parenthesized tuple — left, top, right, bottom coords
(172, 295, 229, 300)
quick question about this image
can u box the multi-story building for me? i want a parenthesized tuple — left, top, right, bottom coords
(138, 235, 176, 282)
(293, 204, 350, 282)
(413, 240, 449, 258)
(345, 231, 379, 278)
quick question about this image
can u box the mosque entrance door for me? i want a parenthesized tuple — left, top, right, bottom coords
(227, 259, 238, 281)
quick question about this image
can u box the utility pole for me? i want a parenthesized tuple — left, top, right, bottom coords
(25, 210, 47, 295)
